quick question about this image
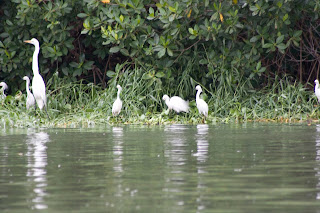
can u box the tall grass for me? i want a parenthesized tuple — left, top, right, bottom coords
(0, 65, 317, 128)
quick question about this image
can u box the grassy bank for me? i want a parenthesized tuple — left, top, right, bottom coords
(0, 68, 318, 128)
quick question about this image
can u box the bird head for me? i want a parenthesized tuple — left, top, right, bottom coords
(22, 76, 30, 81)
(195, 85, 202, 92)
(315, 79, 319, 85)
(0, 82, 8, 90)
(24, 38, 39, 46)
(162, 95, 169, 101)
(116, 85, 122, 91)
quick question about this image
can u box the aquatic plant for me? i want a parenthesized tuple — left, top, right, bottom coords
(0, 66, 317, 128)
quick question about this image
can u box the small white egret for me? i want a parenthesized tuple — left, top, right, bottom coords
(195, 85, 208, 117)
(162, 94, 189, 113)
(24, 38, 49, 118)
(0, 82, 8, 100)
(315, 79, 320, 103)
(23, 76, 35, 110)
(112, 85, 122, 116)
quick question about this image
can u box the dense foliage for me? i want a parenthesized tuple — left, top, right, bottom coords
(0, 0, 320, 126)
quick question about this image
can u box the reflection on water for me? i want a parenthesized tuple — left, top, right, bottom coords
(194, 124, 209, 163)
(112, 127, 124, 198)
(26, 131, 50, 210)
(1, 125, 320, 212)
(164, 125, 189, 167)
(195, 124, 209, 212)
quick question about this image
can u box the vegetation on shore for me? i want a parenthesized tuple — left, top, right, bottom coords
(0, 65, 318, 128)
(0, 1, 319, 127)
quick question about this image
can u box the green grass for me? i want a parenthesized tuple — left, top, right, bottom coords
(0, 67, 318, 128)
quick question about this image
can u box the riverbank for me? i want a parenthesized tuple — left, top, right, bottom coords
(0, 75, 318, 128)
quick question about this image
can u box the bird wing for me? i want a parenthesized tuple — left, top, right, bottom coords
(32, 75, 47, 106)
(171, 96, 189, 112)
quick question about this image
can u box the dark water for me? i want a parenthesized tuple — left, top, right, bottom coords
(0, 124, 320, 212)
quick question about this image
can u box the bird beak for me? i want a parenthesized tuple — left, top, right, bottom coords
(24, 40, 31, 44)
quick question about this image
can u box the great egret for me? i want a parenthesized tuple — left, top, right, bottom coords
(315, 79, 320, 103)
(195, 85, 208, 117)
(162, 94, 189, 113)
(112, 85, 122, 116)
(23, 76, 35, 110)
(0, 82, 8, 100)
(24, 38, 49, 118)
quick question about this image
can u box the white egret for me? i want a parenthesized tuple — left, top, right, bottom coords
(315, 79, 320, 103)
(112, 85, 122, 116)
(162, 94, 189, 113)
(195, 85, 208, 117)
(23, 76, 36, 110)
(24, 38, 49, 118)
(0, 82, 8, 100)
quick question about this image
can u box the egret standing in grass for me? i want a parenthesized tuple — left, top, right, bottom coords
(112, 85, 122, 116)
(315, 79, 320, 103)
(23, 76, 35, 110)
(24, 38, 49, 119)
(0, 82, 8, 100)
(195, 85, 208, 117)
(162, 94, 189, 113)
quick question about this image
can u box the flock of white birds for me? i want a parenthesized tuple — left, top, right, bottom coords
(2, 38, 320, 119)
(0, 38, 211, 119)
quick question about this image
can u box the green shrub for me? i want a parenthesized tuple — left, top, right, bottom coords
(0, 0, 319, 100)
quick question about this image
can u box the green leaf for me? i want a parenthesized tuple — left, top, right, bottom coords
(70, 62, 78, 68)
(107, 71, 115, 78)
(155, 72, 165, 78)
(262, 43, 273, 48)
(120, 48, 129, 56)
(120, 15, 124, 23)
(188, 28, 194, 35)
(77, 13, 88, 18)
(169, 6, 176, 13)
(276, 35, 284, 44)
(256, 61, 261, 70)
(250, 36, 259, 43)
(167, 48, 173, 56)
(149, 7, 154, 14)
(110, 46, 120, 53)
(6, 20, 13, 26)
(276, 43, 287, 50)
(293, 30, 302, 38)
(158, 48, 166, 58)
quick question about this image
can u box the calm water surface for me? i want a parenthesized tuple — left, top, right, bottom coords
(0, 124, 320, 212)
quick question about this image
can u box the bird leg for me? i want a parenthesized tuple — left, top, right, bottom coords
(44, 106, 50, 120)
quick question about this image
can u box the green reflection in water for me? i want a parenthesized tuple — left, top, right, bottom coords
(0, 124, 320, 212)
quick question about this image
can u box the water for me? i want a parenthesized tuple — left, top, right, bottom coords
(0, 124, 320, 212)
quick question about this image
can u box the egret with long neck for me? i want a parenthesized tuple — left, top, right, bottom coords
(23, 76, 35, 110)
(315, 79, 320, 103)
(24, 38, 49, 118)
(195, 85, 208, 117)
(0, 82, 8, 100)
(112, 85, 123, 116)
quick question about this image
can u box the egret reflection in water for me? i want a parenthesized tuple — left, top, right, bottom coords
(26, 131, 50, 210)
(193, 124, 209, 164)
(112, 127, 124, 173)
(164, 125, 189, 167)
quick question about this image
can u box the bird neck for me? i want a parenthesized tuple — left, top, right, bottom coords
(117, 89, 121, 99)
(32, 45, 40, 76)
(196, 90, 201, 100)
(25, 80, 30, 92)
(316, 83, 320, 89)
